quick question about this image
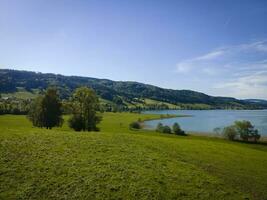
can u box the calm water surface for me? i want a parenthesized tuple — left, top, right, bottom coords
(143, 110, 267, 136)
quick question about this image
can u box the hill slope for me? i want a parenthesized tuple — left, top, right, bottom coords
(0, 69, 266, 109)
(1, 113, 267, 199)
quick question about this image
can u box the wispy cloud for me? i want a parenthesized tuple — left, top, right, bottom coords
(196, 50, 225, 61)
(214, 71, 267, 99)
(176, 40, 267, 74)
(175, 40, 267, 99)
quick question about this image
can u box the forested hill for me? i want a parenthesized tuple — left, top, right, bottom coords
(0, 69, 266, 109)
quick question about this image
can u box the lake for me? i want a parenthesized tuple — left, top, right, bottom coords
(143, 110, 267, 136)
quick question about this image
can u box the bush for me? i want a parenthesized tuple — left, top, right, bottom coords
(162, 125, 172, 134)
(68, 114, 84, 131)
(234, 120, 261, 142)
(129, 121, 141, 129)
(172, 122, 186, 135)
(222, 125, 238, 141)
(156, 123, 172, 134)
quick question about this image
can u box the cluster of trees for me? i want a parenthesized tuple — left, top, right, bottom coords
(217, 120, 261, 142)
(129, 120, 186, 136)
(27, 87, 101, 131)
(0, 96, 32, 115)
(156, 122, 186, 135)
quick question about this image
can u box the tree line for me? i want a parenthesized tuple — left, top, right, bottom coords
(27, 87, 102, 131)
(129, 120, 187, 136)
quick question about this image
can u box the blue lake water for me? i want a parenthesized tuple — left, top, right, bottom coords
(143, 110, 267, 136)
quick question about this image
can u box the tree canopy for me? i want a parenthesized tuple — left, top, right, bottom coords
(69, 87, 102, 131)
(27, 88, 63, 129)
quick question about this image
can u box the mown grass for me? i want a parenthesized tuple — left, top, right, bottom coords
(1, 113, 267, 199)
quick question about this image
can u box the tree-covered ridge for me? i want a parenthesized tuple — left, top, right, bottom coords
(1, 69, 266, 110)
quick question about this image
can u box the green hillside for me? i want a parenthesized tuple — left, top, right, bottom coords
(1, 113, 267, 199)
(1, 69, 266, 110)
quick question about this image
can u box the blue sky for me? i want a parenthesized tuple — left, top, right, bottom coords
(1, 0, 267, 99)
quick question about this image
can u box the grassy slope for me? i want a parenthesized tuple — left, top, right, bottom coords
(0, 113, 267, 199)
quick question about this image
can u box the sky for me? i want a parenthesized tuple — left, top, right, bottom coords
(0, 0, 267, 99)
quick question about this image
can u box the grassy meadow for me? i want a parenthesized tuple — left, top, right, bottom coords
(1, 113, 267, 199)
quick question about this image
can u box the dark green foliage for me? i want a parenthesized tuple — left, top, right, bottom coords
(129, 121, 141, 129)
(69, 87, 102, 131)
(234, 120, 261, 142)
(156, 123, 171, 134)
(172, 122, 186, 135)
(222, 126, 238, 141)
(162, 126, 172, 134)
(157, 122, 186, 135)
(113, 96, 123, 105)
(27, 88, 63, 129)
(68, 114, 84, 131)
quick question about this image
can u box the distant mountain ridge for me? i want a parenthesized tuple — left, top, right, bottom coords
(244, 99, 267, 104)
(0, 69, 266, 109)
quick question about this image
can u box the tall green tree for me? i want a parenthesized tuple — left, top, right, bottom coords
(69, 87, 102, 131)
(27, 88, 63, 129)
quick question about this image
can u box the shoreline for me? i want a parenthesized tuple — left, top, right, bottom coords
(141, 113, 267, 142)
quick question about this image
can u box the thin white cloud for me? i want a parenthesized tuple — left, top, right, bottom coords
(176, 49, 225, 73)
(175, 40, 267, 99)
(176, 40, 267, 74)
(196, 50, 224, 60)
(214, 71, 267, 99)
(240, 40, 267, 52)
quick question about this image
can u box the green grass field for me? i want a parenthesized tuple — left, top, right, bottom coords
(1, 113, 267, 199)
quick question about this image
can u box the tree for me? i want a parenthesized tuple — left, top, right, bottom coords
(27, 88, 63, 129)
(222, 125, 238, 141)
(69, 87, 102, 131)
(162, 125, 172, 134)
(172, 122, 186, 135)
(156, 122, 164, 132)
(234, 120, 261, 142)
(113, 96, 123, 105)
